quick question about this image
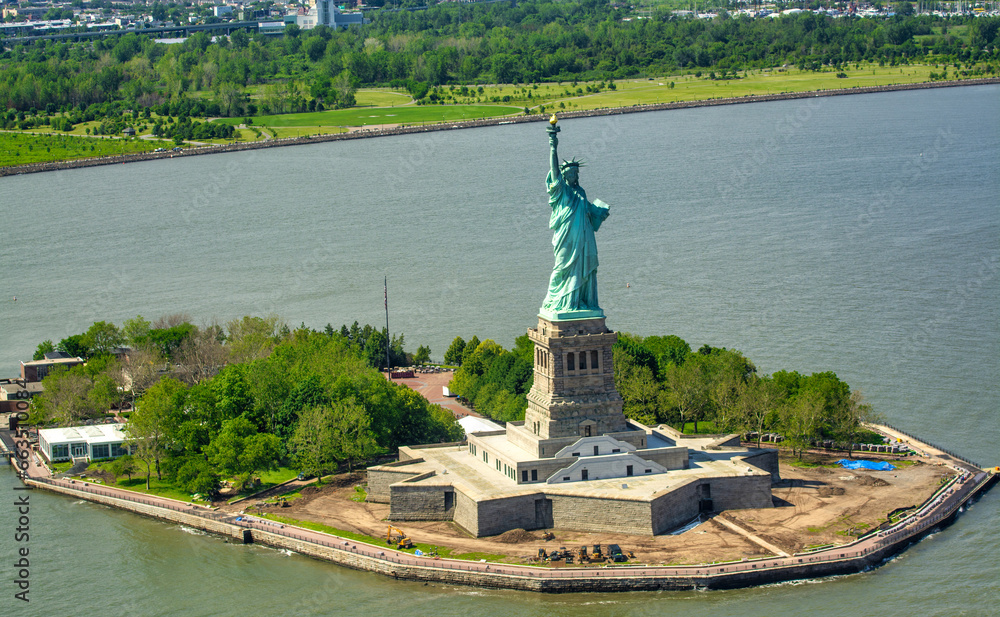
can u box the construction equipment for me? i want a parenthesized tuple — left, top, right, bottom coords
(578, 546, 589, 562)
(542, 531, 555, 541)
(538, 548, 548, 561)
(592, 544, 603, 561)
(386, 525, 414, 550)
(607, 544, 627, 563)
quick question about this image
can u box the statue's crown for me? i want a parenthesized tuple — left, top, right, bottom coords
(560, 157, 584, 170)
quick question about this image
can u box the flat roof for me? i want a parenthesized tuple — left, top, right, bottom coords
(39, 423, 126, 444)
(21, 356, 84, 367)
(391, 439, 768, 503)
(0, 381, 44, 395)
(458, 416, 504, 435)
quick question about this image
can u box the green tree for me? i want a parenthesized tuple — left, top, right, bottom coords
(664, 355, 713, 433)
(780, 389, 825, 459)
(444, 336, 466, 366)
(290, 404, 340, 479)
(57, 334, 90, 359)
(833, 389, 881, 458)
(31, 366, 97, 425)
(33, 340, 55, 361)
(226, 315, 285, 363)
(413, 345, 431, 365)
(333, 400, 385, 471)
(126, 377, 187, 489)
(122, 315, 152, 348)
(109, 454, 138, 482)
(82, 320, 125, 356)
(206, 416, 281, 490)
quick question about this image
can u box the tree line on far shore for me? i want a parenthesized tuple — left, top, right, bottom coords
(27, 314, 460, 495)
(1, 4, 997, 128)
(446, 332, 881, 458)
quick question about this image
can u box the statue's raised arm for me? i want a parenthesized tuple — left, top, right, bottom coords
(547, 114, 561, 181)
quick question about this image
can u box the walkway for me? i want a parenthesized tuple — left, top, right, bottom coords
(384, 369, 481, 419)
(5, 424, 995, 591)
(713, 515, 790, 557)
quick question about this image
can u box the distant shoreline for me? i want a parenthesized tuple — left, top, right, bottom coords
(2, 78, 997, 178)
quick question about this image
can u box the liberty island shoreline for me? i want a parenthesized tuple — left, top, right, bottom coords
(3, 424, 995, 593)
(1, 78, 997, 179)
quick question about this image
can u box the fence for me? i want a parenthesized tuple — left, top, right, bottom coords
(881, 423, 981, 468)
(24, 465, 993, 588)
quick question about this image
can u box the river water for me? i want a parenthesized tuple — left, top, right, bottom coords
(1, 85, 997, 615)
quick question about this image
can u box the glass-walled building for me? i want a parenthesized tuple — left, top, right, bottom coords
(38, 423, 129, 463)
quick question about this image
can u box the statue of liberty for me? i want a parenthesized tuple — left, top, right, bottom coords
(541, 115, 611, 320)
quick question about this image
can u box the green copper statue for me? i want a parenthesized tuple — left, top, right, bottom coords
(540, 115, 611, 321)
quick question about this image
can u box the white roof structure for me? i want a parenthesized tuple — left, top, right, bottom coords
(39, 423, 127, 445)
(457, 416, 504, 436)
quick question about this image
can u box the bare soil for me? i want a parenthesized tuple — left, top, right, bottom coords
(227, 452, 952, 566)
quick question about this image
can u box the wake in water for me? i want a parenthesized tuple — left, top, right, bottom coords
(178, 526, 207, 536)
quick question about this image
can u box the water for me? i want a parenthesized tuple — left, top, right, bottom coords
(1, 85, 997, 614)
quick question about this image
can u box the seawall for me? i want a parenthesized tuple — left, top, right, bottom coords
(22, 469, 997, 593)
(2, 77, 997, 178)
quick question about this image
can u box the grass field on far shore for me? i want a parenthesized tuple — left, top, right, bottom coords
(2, 63, 991, 168)
(0, 132, 159, 166)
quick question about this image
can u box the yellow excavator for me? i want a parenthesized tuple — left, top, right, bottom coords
(387, 525, 414, 550)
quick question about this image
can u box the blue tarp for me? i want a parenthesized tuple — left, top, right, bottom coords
(837, 459, 895, 471)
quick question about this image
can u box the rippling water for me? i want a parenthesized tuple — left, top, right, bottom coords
(1, 85, 996, 615)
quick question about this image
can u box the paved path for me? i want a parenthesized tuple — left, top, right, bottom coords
(5, 423, 994, 590)
(713, 515, 790, 557)
(384, 369, 481, 419)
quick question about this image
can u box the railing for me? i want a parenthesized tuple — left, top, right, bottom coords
(880, 423, 981, 468)
(28, 476, 231, 522)
(25, 467, 992, 585)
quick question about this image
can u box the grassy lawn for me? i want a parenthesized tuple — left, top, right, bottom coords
(266, 126, 349, 139)
(77, 461, 207, 503)
(0, 132, 160, 166)
(678, 421, 721, 434)
(49, 461, 74, 474)
(257, 466, 299, 488)
(69, 462, 298, 504)
(355, 89, 413, 107)
(214, 104, 521, 129)
(5, 61, 986, 167)
(554, 63, 943, 112)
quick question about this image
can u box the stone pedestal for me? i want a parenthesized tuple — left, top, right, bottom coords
(522, 316, 631, 453)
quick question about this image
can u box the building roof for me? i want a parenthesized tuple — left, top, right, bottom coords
(0, 381, 44, 396)
(458, 416, 504, 435)
(22, 356, 84, 367)
(39, 423, 127, 444)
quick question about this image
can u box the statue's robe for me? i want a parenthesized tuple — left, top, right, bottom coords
(542, 169, 610, 312)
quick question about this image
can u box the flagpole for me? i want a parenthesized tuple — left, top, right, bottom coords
(384, 276, 391, 380)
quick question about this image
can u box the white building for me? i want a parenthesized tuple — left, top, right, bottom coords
(294, 0, 364, 30)
(38, 423, 129, 463)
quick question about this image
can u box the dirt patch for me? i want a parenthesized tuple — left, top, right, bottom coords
(322, 472, 365, 488)
(856, 474, 891, 487)
(494, 529, 538, 544)
(272, 452, 948, 565)
(80, 469, 116, 484)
